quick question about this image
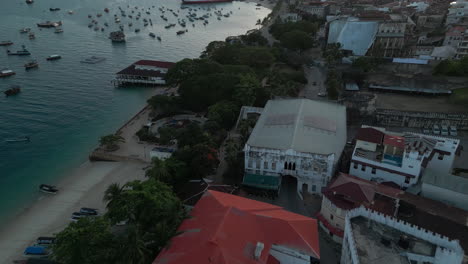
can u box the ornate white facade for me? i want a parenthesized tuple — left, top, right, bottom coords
(242, 99, 347, 197)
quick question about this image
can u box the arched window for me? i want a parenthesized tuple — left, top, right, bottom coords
(292, 163, 296, 170)
(288, 162, 292, 170)
(284, 162, 288, 170)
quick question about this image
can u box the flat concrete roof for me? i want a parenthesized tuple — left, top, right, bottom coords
(246, 99, 347, 156)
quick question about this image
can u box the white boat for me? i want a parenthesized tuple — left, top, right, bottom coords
(39, 184, 58, 194)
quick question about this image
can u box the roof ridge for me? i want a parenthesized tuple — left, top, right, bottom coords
(287, 219, 320, 258)
(291, 99, 305, 150)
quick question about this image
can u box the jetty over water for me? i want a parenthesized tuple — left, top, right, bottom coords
(113, 60, 175, 86)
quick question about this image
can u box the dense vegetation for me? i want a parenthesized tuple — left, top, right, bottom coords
(51, 179, 185, 264)
(433, 57, 468, 76)
(269, 20, 318, 51)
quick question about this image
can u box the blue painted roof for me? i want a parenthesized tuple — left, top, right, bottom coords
(328, 20, 378, 56)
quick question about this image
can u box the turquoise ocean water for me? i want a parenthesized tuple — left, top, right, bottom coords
(0, 0, 269, 223)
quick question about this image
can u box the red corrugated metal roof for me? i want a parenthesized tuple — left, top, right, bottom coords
(355, 127, 385, 144)
(153, 191, 320, 264)
(383, 134, 405, 149)
(134, 60, 176, 68)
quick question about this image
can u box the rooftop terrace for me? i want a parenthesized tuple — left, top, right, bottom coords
(352, 216, 437, 264)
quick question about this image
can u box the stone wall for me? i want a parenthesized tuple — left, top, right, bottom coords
(374, 109, 468, 130)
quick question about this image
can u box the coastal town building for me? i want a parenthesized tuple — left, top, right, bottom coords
(317, 173, 468, 258)
(443, 26, 466, 48)
(242, 99, 346, 197)
(327, 17, 379, 56)
(446, 0, 468, 26)
(340, 207, 465, 264)
(349, 126, 460, 188)
(430, 45, 457, 60)
(317, 173, 402, 243)
(421, 169, 468, 210)
(370, 22, 407, 57)
(153, 190, 320, 264)
(298, 2, 330, 18)
(114, 60, 175, 86)
(456, 29, 468, 58)
(279, 12, 302, 23)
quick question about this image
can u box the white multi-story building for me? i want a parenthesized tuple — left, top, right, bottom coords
(242, 99, 346, 197)
(341, 207, 465, 264)
(456, 29, 468, 58)
(349, 126, 460, 188)
(446, 0, 468, 26)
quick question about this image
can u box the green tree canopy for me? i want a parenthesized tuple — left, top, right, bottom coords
(145, 157, 190, 191)
(165, 59, 223, 85)
(147, 95, 181, 115)
(323, 43, 344, 66)
(178, 73, 240, 111)
(280, 30, 314, 51)
(99, 134, 125, 151)
(433, 57, 468, 76)
(270, 20, 318, 40)
(233, 73, 261, 106)
(51, 217, 117, 264)
(207, 100, 240, 130)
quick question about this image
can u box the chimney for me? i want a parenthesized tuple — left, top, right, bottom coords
(254, 242, 264, 260)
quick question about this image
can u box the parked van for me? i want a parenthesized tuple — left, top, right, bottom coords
(450, 126, 457, 136)
(441, 125, 449, 136)
(433, 125, 440, 135)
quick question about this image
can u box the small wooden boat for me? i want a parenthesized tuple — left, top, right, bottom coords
(0, 69, 16, 78)
(24, 60, 39, 69)
(39, 184, 58, 194)
(149, 32, 156, 38)
(46, 55, 61, 60)
(49, 7, 60, 11)
(7, 45, 30, 55)
(104, 8, 110, 13)
(26, 0, 34, 4)
(37, 21, 62, 28)
(28, 32, 35, 39)
(19, 28, 31, 33)
(0, 41, 13, 46)
(5, 136, 29, 142)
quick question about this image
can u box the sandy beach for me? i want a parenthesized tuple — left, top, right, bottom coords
(0, 160, 147, 263)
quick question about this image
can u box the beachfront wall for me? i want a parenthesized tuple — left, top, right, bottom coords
(340, 207, 465, 264)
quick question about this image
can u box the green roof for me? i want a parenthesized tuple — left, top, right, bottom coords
(242, 173, 281, 190)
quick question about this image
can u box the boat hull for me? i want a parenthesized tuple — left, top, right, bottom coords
(182, 0, 232, 4)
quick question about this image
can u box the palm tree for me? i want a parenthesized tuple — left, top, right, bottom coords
(116, 224, 151, 264)
(99, 134, 125, 151)
(103, 183, 124, 208)
(145, 158, 170, 182)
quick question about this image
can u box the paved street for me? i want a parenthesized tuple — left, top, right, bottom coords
(300, 65, 327, 100)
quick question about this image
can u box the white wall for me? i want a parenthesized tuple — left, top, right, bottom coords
(421, 183, 468, 210)
(349, 161, 418, 187)
(244, 145, 335, 195)
(355, 140, 377, 152)
(342, 207, 465, 264)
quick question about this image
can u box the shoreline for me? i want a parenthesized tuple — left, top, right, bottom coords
(0, 99, 157, 263)
(0, 3, 276, 261)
